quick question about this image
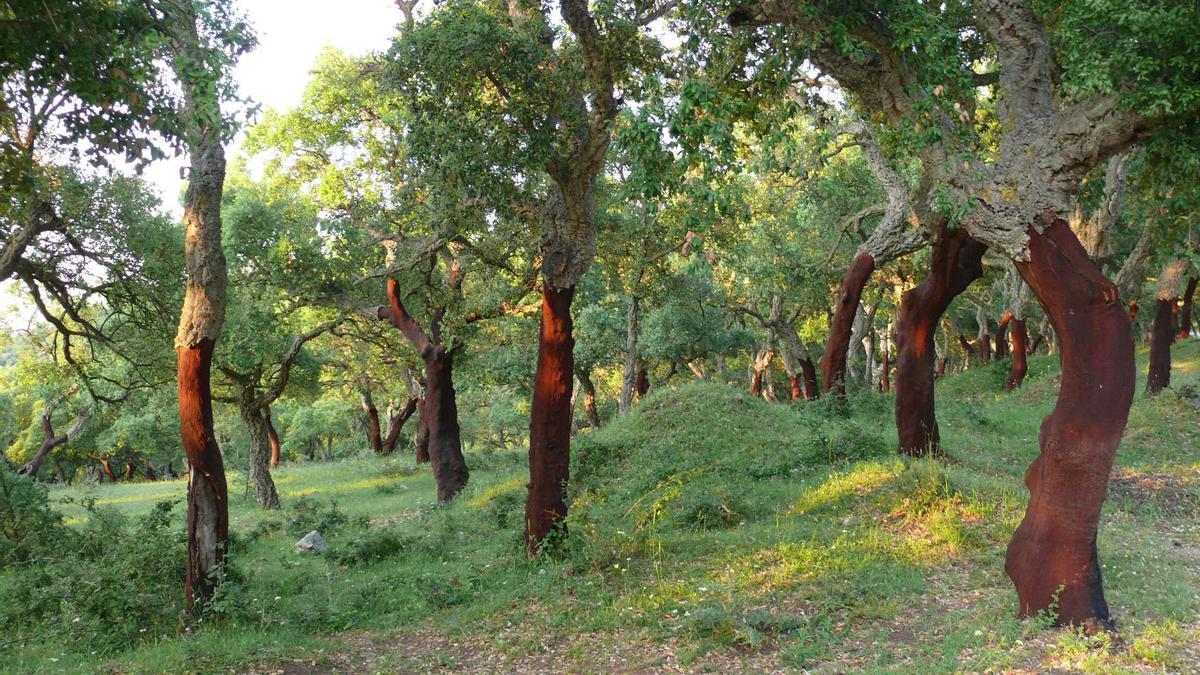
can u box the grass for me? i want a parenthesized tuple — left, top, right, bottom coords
(4, 340, 1200, 673)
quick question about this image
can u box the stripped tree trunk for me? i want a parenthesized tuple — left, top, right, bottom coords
(381, 278, 468, 501)
(894, 230, 986, 456)
(170, 2, 230, 611)
(1146, 260, 1189, 393)
(823, 252, 875, 396)
(264, 407, 281, 469)
(995, 310, 1012, 359)
(360, 385, 384, 453)
(1178, 276, 1197, 339)
(575, 366, 602, 428)
(17, 398, 90, 478)
(526, 284, 575, 551)
(383, 397, 419, 453)
(1005, 218, 1135, 627)
(1006, 319, 1029, 390)
(635, 367, 650, 398)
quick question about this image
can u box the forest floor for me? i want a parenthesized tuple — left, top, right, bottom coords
(14, 340, 1200, 674)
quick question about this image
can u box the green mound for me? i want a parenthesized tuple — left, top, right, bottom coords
(570, 382, 892, 533)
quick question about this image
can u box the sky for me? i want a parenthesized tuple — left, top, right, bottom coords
(142, 0, 405, 215)
(1, 0, 406, 323)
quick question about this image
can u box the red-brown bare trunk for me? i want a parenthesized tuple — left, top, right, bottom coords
(525, 285, 575, 554)
(1006, 318, 1029, 390)
(361, 391, 383, 454)
(177, 341, 229, 612)
(1128, 300, 1139, 325)
(635, 367, 650, 398)
(894, 231, 986, 456)
(1179, 277, 1197, 339)
(383, 398, 418, 453)
(264, 408, 281, 469)
(1005, 217, 1133, 627)
(799, 357, 819, 400)
(1146, 299, 1174, 394)
(995, 310, 1012, 358)
(936, 357, 947, 378)
(789, 375, 801, 400)
(821, 252, 875, 397)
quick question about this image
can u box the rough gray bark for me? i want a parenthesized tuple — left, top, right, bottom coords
(238, 398, 279, 509)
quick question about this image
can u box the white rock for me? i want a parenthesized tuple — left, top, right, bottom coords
(294, 530, 328, 554)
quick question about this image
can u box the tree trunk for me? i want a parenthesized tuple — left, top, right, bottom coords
(821, 251, 875, 397)
(956, 334, 975, 367)
(1146, 299, 1174, 393)
(1179, 276, 1197, 339)
(383, 397, 419, 453)
(977, 309, 992, 361)
(789, 375, 802, 400)
(1005, 217, 1134, 627)
(635, 367, 650, 398)
(239, 399, 280, 509)
(177, 342, 229, 612)
(360, 387, 383, 454)
(619, 292, 640, 413)
(95, 456, 116, 482)
(264, 407, 281, 469)
(526, 284, 574, 554)
(423, 346, 469, 502)
(894, 231, 986, 456)
(995, 309, 1013, 358)
(414, 398, 430, 463)
(879, 350, 891, 393)
(1006, 318, 1029, 390)
(171, 1, 230, 613)
(799, 357, 819, 400)
(1027, 333, 1044, 355)
(1147, 260, 1188, 393)
(575, 366, 602, 428)
(17, 404, 90, 478)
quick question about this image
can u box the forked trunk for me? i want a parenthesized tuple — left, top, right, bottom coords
(1179, 277, 1197, 339)
(525, 284, 574, 554)
(1006, 318, 1029, 390)
(178, 342, 229, 611)
(423, 346, 469, 502)
(894, 231, 986, 456)
(821, 251, 875, 397)
(383, 398, 418, 453)
(239, 400, 280, 509)
(1145, 299, 1174, 393)
(956, 334, 976, 367)
(264, 408, 281, 469)
(1006, 217, 1134, 627)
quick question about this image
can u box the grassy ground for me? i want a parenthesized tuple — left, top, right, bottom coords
(8, 340, 1200, 674)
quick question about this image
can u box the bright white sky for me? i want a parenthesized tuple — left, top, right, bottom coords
(142, 0, 406, 215)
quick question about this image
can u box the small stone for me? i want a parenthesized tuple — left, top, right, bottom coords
(294, 530, 328, 554)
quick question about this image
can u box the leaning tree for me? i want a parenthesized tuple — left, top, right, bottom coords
(729, 0, 1200, 625)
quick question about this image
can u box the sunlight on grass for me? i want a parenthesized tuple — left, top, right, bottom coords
(787, 460, 902, 516)
(468, 476, 525, 508)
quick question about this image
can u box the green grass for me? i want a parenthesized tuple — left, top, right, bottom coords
(5, 341, 1200, 673)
